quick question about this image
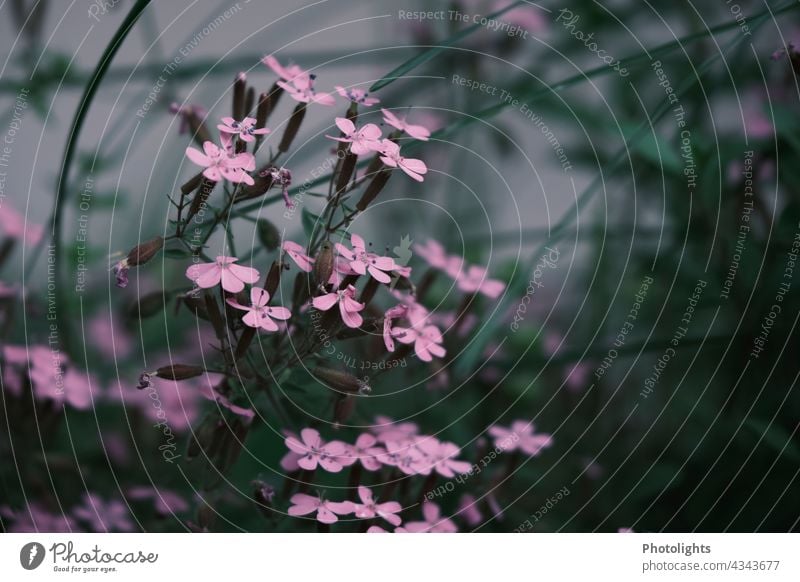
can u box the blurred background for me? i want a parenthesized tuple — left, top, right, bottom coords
(1, 0, 799, 532)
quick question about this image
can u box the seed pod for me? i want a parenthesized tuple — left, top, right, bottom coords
(335, 152, 357, 197)
(262, 260, 283, 296)
(356, 169, 391, 211)
(154, 364, 205, 381)
(236, 166, 275, 202)
(358, 277, 380, 306)
(313, 242, 334, 287)
(233, 72, 247, 120)
(126, 236, 164, 266)
(235, 326, 256, 360)
(314, 367, 371, 395)
(181, 171, 204, 196)
(245, 86, 256, 116)
(292, 272, 312, 308)
(187, 178, 215, 221)
(186, 109, 213, 147)
(127, 290, 168, 321)
(333, 395, 356, 427)
(257, 219, 281, 252)
(278, 103, 307, 152)
(256, 92, 271, 129)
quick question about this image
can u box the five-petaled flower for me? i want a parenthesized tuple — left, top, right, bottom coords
(381, 108, 431, 141)
(488, 421, 552, 456)
(379, 139, 427, 182)
(217, 116, 270, 142)
(415, 437, 472, 478)
(278, 75, 335, 106)
(391, 323, 446, 362)
(404, 502, 458, 533)
(282, 240, 315, 272)
(284, 428, 347, 472)
(226, 287, 291, 332)
(185, 138, 255, 185)
(352, 486, 403, 526)
(312, 284, 365, 329)
(185, 256, 260, 293)
(335, 233, 397, 283)
(288, 493, 354, 524)
(342, 433, 385, 471)
(335, 86, 380, 106)
(326, 118, 382, 155)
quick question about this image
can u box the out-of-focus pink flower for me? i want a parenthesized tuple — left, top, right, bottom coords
(1, 503, 77, 532)
(217, 116, 270, 142)
(226, 286, 291, 332)
(327, 118, 382, 155)
(618, 527, 635, 533)
(282, 240, 314, 272)
(127, 486, 189, 515)
(278, 74, 335, 106)
(262, 55, 308, 83)
(458, 494, 483, 527)
(185, 139, 255, 184)
(488, 420, 552, 456)
(383, 304, 408, 352)
(379, 140, 427, 182)
(414, 239, 506, 299)
(456, 264, 506, 299)
(185, 256, 260, 293)
(342, 433, 385, 471)
(381, 108, 431, 141)
(415, 437, 472, 477)
(72, 493, 135, 532)
(391, 323, 446, 362)
(371, 415, 420, 443)
(312, 284, 365, 329)
(565, 362, 592, 392)
(405, 502, 457, 533)
(335, 86, 380, 106)
(284, 428, 347, 473)
(335, 233, 396, 283)
(367, 525, 389, 532)
(169, 102, 208, 135)
(288, 493, 354, 524)
(0, 202, 43, 246)
(378, 439, 429, 475)
(352, 486, 402, 526)
(89, 312, 133, 359)
(199, 383, 255, 421)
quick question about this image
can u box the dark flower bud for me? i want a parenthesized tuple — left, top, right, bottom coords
(154, 364, 205, 381)
(127, 236, 164, 267)
(358, 277, 380, 306)
(333, 395, 356, 427)
(256, 92, 271, 129)
(314, 367, 371, 395)
(262, 260, 283, 296)
(187, 177, 216, 221)
(278, 103, 307, 153)
(233, 72, 247, 120)
(181, 171, 204, 196)
(245, 86, 256, 117)
(313, 242, 334, 287)
(335, 153, 357, 197)
(356, 168, 391, 211)
(236, 165, 275, 202)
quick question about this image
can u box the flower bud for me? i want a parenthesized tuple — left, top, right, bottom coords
(154, 364, 205, 381)
(233, 72, 247, 120)
(126, 236, 164, 267)
(262, 260, 283, 296)
(278, 103, 307, 153)
(181, 171, 204, 196)
(356, 168, 391, 211)
(333, 395, 356, 427)
(313, 242, 334, 287)
(187, 177, 216, 221)
(245, 86, 256, 116)
(314, 367, 371, 395)
(335, 152, 357, 197)
(127, 289, 168, 321)
(256, 92, 271, 129)
(256, 219, 281, 252)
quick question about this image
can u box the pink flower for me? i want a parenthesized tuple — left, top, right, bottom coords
(381, 108, 431, 141)
(343, 433, 385, 471)
(378, 140, 427, 182)
(392, 323, 446, 362)
(1, 503, 77, 533)
(383, 304, 408, 352)
(378, 439, 430, 475)
(282, 240, 314, 272)
(288, 493, 354, 524)
(488, 420, 552, 456)
(335, 233, 396, 283)
(415, 437, 472, 478)
(284, 428, 347, 473)
(127, 487, 189, 515)
(456, 264, 506, 299)
(262, 54, 308, 83)
(327, 118, 382, 155)
(278, 74, 335, 106)
(371, 415, 420, 443)
(335, 86, 380, 106)
(457, 494, 483, 527)
(217, 116, 270, 142)
(312, 284, 365, 329)
(352, 486, 402, 526)
(268, 167, 293, 208)
(405, 502, 457, 533)
(0, 202, 43, 246)
(226, 286, 291, 332)
(185, 139, 255, 184)
(169, 102, 207, 134)
(185, 256, 260, 293)
(72, 493, 134, 532)
(413, 239, 455, 271)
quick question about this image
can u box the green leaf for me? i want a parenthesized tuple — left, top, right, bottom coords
(370, 0, 524, 92)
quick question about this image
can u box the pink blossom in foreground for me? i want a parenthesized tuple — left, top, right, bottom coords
(488, 420, 552, 456)
(185, 139, 255, 185)
(378, 139, 427, 182)
(282, 240, 314, 272)
(335, 86, 380, 106)
(312, 284, 365, 329)
(404, 502, 458, 533)
(226, 287, 291, 332)
(326, 117, 382, 155)
(381, 108, 431, 141)
(185, 256, 260, 293)
(262, 55, 309, 83)
(335, 233, 396, 283)
(0, 202, 43, 246)
(284, 428, 347, 473)
(383, 304, 408, 352)
(278, 74, 335, 106)
(352, 486, 403, 526)
(217, 116, 270, 142)
(391, 322, 446, 362)
(72, 493, 135, 532)
(288, 493, 354, 524)
(415, 437, 472, 478)
(342, 433, 385, 471)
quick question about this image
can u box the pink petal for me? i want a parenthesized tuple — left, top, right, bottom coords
(312, 293, 338, 311)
